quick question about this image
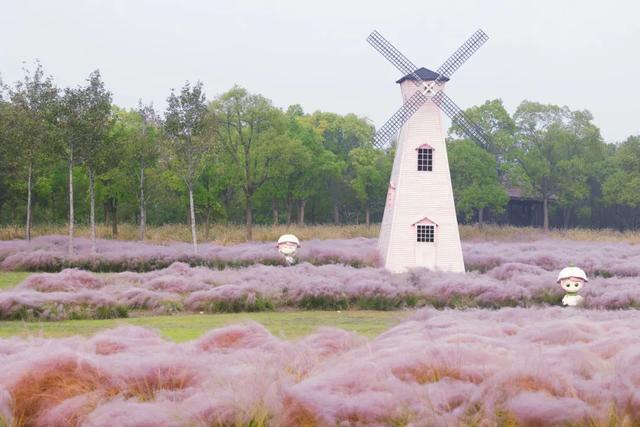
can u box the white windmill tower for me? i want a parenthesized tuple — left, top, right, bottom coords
(367, 29, 490, 273)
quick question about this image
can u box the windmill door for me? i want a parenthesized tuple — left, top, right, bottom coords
(413, 218, 437, 270)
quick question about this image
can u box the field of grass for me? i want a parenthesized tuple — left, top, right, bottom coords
(0, 271, 29, 289)
(2, 222, 640, 244)
(2, 232, 640, 425)
(0, 271, 406, 340)
(0, 310, 406, 341)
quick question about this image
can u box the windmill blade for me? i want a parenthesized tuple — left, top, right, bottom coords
(366, 30, 430, 147)
(366, 30, 424, 84)
(434, 29, 488, 84)
(367, 29, 489, 147)
(431, 91, 488, 147)
(373, 91, 429, 148)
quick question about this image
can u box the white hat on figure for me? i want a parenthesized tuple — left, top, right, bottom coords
(277, 234, 300, 248)
(557, 266, 588, 283)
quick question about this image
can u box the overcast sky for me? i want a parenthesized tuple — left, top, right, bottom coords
(1, 0, 638, 143)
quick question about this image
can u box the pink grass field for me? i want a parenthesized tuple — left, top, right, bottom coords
(2, 235, 640, 277)
(0, 236, 379, 272)
(1, 250, 639, 320)
(1, 236, 640, 425)
(1, 308, 640, 426)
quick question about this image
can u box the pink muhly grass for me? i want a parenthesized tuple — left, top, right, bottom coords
(0, 235, 380, 272)
(1, 309, 640, 425)
(2, 253, 640, 320)
(2, 235, 640, 279)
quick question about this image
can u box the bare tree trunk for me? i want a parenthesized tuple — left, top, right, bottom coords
(365, 206, 371, 228)
(272, 199, 279, 225)
(563, 206, 572, 229)
(26, 161, 32, 241)
(68, 155, 74, 257)
(11, 202, 17, 230)
(298, 199, 306, 226)
(188, 185, 198, 254)
(478, 207, 484, 229)
(286, 199, 292, 226)
(245, 192, 253, 240)
(139, 165, 145, 240)
(103, 201, 109, 224)
(205, 204, 211, 241)
(333, 204, 340, 224)
(88, 168, 96, 255)
(111, 198, 118, 237)
(543, 196, 549, 231)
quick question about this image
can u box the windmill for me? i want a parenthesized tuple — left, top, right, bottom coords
(367, 29, 490, 273)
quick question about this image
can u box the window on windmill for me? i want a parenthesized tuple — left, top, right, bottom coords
(417, 148, 433, 171)
(416, 224, 435, 242)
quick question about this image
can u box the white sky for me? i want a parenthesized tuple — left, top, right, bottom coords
(1, 0, 638, 143)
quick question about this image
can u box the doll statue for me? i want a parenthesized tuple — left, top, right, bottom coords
(557, 266, 588, 307)
(277, 234, 300, 266)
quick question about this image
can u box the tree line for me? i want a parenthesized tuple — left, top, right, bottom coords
(0, 63, 391, 253)
(0, 63, 639, 251)
(447, 99, 640, 231)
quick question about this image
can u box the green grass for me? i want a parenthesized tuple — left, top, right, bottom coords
(0, 272, 30, 289)
(0, 272, 408, 340)
(0, 310, 409, 342)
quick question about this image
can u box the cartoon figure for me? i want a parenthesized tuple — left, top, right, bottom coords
(277, 234, 300, 266)
(557, 266, 588, 307)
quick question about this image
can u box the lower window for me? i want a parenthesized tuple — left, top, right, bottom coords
(417, 224, 435, 242)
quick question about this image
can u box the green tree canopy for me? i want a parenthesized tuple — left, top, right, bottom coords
(448, 138, 508, 225)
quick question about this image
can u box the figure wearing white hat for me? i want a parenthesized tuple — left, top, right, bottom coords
(557, 266, 588, 307)
(277, 234, 300, 266)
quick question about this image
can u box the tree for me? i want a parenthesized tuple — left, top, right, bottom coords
(447, 99, 516, 176)
(306, 111, 373, 224)
(211, 85, 284, 240)
(5, 62, 59, 240)
(112, 103, 161, 239)
(59, 86, 84, 255)
(101, 106, 144, 237)
(511, 101, 604, 230)
(448, 139, 509, 226)
(257, 136, 310, 226)
(75, 70, 114, 254)
(0, 79, 12, 222)
(348, 146, 390, 227)
(135, 102, 161, 239)
(602, 136, 640, 228)
(164, 81, 211, 253)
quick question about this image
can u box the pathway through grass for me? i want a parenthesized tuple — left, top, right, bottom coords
(0, 272, 409, 341)
(0, 310, 409, 341)
(0, 272, 29, 289)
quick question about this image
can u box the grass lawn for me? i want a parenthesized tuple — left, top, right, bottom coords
(0, 310, 410, 342)
(0, 271, 30, 289)
(0, 272, 409, 341)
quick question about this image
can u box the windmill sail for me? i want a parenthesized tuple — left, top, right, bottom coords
(373, 91, 428, 148)
(431, 91, 488, 146)
(368, 29, 490, 147)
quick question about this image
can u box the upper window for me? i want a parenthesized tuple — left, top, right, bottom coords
(417, 148, 433, 171)
(416, 224, 435, 242)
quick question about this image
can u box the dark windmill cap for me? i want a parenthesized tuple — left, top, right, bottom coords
(396, 67, 450, 84)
